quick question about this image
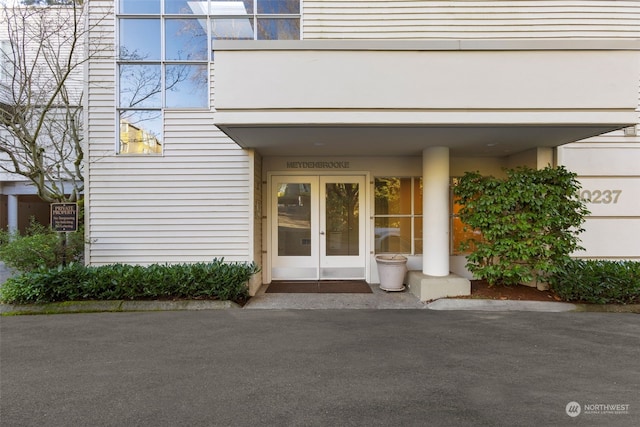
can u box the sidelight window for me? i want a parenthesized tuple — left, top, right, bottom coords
(374, 177, 423, 255)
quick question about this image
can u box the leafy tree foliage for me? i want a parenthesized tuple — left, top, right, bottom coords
(453, 166, 589, 286)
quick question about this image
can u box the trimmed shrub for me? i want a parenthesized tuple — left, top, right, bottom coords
(0, 259, 260, 305)
(0, 220, 85, 272)
(453, 166, 589, 286)
(548, 259, 640, 304)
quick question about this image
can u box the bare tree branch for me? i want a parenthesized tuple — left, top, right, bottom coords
(0, 1, 108, 203)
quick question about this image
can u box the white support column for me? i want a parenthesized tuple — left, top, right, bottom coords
(7, 194, 18, 234)
(422, 147, 450, 277)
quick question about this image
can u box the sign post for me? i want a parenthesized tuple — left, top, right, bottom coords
(51, 203, 78, 266)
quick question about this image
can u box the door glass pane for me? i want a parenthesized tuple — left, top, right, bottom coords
(277, 183, 311, 256)
(325, 183, 359, 256)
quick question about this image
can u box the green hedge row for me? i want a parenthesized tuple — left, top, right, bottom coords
(0, 259, 259, 305)
(548, 259, 640, 304)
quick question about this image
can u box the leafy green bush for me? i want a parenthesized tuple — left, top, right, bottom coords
(453, 166, 589, 286)
(548, 259, 640, 304)
(0, 259, 260, 305)
(0, 220, 85, 272)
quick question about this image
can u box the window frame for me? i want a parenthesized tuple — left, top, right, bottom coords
(115, 0, 301, 155)
(373, 176, 423, 255)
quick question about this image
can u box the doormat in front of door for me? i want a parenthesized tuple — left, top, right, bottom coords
(266, 281, 373, 294)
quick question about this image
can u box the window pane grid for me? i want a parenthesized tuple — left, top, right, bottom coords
(119, 110, 163, 155)
(119, 1, 302, 16)
(374, 177, 423, 255)
(119, 0, 160, 15)
(117, 1, 300, 154)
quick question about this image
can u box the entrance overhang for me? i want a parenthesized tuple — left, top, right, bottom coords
(212, 40, 640, 157)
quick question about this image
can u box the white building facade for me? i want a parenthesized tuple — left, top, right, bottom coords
(86, 0, 640, 299)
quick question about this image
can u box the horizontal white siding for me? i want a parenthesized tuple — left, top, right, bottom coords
(88, 112, 252, 265)
(304, 1, 640, 39)
(85, 0, 640, 266)
(86, 1, 252, 266)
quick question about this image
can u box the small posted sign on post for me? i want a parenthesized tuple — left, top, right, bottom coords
(51, 203, 78, 233)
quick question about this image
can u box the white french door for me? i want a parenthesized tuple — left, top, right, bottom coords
(271, 175, 366, 280)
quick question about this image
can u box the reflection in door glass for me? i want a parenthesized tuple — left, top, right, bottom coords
(326, 183, 359, 256)
(277, 183, 311, 256)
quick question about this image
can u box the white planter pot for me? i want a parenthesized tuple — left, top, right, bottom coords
(375, 255, 408, 291)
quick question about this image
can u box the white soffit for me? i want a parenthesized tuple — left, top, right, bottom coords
(213, 40, 640, 157)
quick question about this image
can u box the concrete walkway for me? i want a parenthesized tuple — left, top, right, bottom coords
(244, 283, 428, 309)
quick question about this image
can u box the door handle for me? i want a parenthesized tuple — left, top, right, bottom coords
(320, 231, 325, 235)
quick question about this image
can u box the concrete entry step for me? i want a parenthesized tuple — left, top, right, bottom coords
(245, 282, 427, 310)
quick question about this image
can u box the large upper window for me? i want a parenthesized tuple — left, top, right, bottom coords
(374, 177, 423, 255)
(116, 0, 301, 154)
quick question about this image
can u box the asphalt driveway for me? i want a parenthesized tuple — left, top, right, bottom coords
(1, 310, 638, 426)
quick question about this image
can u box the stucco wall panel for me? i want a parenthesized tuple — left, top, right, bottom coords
(578, 218, 640, 259)
(215, 49, 638, 111)
(577, 177, 640, 217)
(559, 146, 640, 176)
(558, 143, 640, 259)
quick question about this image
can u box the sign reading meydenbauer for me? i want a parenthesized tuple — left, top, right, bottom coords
(51, 203, 78, 232)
